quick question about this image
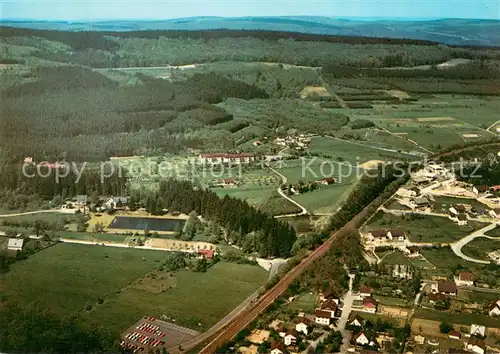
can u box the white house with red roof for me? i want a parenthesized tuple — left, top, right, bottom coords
(198, 249, 214, 260)
(359, 285, 373, 298)
(199, 153, 255, 164)
(362, 297, 378, 314)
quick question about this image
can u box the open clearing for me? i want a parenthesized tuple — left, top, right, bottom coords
(417, 116, 456, 122)
(0, 243, 267, 335)
(365, 211, 483, 244)
(300, 86, 330, 99)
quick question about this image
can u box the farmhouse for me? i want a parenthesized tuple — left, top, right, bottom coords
(320, 299, 340, 318)
(198, 249, 214, 260)
(348, 314, 364, 327)
(270, 342, 288, 354)
(388, 229, 406, 241)
(454, 271, 475, 287)
(404, 246, 421, 258)
(7, 238, 23, 251)
(199, 153, 255, 165)
(315, 310, 331, 326)
(432, 281, 458, 296)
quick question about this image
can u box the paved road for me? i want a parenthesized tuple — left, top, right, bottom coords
(267, 165, 309, 216)
(486, 120, 500, 135)
(0, 209, 64, 217)
(450, 224, 499, 264)
(338, 273, 358, 354)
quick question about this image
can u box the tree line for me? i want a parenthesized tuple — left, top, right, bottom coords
(141, 178, 296, 258)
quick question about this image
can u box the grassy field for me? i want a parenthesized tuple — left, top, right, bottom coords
(0, 212, 79, 224)
(415, 309, 500, 328)
(365, 211, 484, 243)
(431, 196, 489, 213)
(287, 292, 317, 313)
(0, 243, 267, 335)
(213, 185, 276, 206)
(0, 243, 166, 315)
(379, 250, 410, 265)
(57, 231, 130, 243)
(462, 236, 500, 261)
(351, 311, 406, 327)
(86, 261, 267, 332)
(486, 226, 500, 237)
(420, 247, 479, 277)
(374, 295, 409, 308)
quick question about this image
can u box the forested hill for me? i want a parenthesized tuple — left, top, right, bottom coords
(1, 16, 500, 46)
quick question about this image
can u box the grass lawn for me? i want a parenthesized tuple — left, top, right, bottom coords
(365, 211, 483, 244)
(462, 236, 500, 261)
(307, 137, 404, 165)
(385, 199, 411, 211)
(213, 185, 276, 206)
(486, 226, 500, 237)
(57, 231, 130, 243)
(291, 175, 359, 214)
(0, 243, 167, 315)
(287, 292, 317, 313)
(351, 311, 406, 327)
(431, 196, 489, 213)
(379, 250, 410, 266)
(0, 212, 80, 224)
(374, 295, 409, 308)
(420, 247, 481, 277)
(86, 261, 267, 333)
(415, 309, 500, 328)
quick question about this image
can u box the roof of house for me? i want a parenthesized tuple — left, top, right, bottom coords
(467, 337, 486, 349)
(488, 300, 500, 311)
(428, 293, 447, 302)
(389, 229, 405, 237)
(370, 230, 387, 238)
(198, 249, 214, 259)
(349, 314, 365, 325)
(321, 289, 339, 299)
(321, 177, 336, 183)
(459, 271, 475, 282)
(457, 213, 468, 221)
(295, 317, 312, 325)
(353, 332, 368, 342)
(315, 309, 332, 319)
(7, 238, 23, 249)
(285, 329, 299, 338)
(270, 341, 287, 353)
(359, 285, 373, 294)
(221, 178, 235, 183)
(475, 185, 490, 192)
(438, 281, 458, 294)
(414, 197, 429, 205)
(449, 330, 461, 338)
(454, 204, 467, 212)
(471, 324, 486, 336)
(363, 297, 378, 307)
(321, 299, 339, 311)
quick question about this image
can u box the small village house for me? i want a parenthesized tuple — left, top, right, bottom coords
(393, 264, 413, 279)
(488, 300, 500, 316)
(314, 310, 331, 326)
(320, 289, 339, 302)
(320, 299, 340, 318)
(359, 285, 374, 298)
(404, 246, 421, 258)
(427, 293, 447, 304)
(319, 177, 336, 185)
(367, 230, 388, 244)
(294, 317, 311, 335)
(270, 342, 287, 354)
(348, 315, 364, 327)
(353, 332, 370, 346)
(432, 281, 458, 296)
(388, 229, 406, 241)
(198, 249, 214, 260)
(362, 297, 378, 314)
(7, 238, 24, 251)
(466, 337, 486, 354)
(470, 324, 486, 338)
(455, 271, 475, 287)
(413, 196, 430, 208)
(457, 213, 468, 226)
(199, 153, 255, 165)
(283, 329, 298, 346)
(448, 330, 461, 340)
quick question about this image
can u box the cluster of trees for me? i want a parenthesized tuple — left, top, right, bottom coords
(348, 319, 411, 351)
(142, 179, 296, 258)
(0, 66, 268, 162)
(315, 331, 342, 353)
(0, 304, 117, 353)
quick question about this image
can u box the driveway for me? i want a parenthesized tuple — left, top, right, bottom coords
(267, 165, 309, 216)
(450, 223, 500, 264)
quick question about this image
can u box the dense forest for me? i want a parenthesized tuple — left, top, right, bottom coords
(138, 179, 296, 258)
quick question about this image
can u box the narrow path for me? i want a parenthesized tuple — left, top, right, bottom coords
(267, 165, 309, 216)
(486, 120, 500, 134)
(375, 127, 433, 154)
(339, 273, 356, 354)
(316, 69, 349, 109)
(0, 209, 63, 217)
(323, 135, 422, 157)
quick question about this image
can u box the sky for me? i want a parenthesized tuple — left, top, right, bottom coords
(1, 0, 499, 21)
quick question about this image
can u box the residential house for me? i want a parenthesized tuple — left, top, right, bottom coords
(353, 332, 370, 346)
(198, 249, 214, 260)
(319, 177, 336, 185)
(455, 204, 467, 214)
(427, 293, 447, 304)
(75, 194, 88, 205)
(348, 315, 364, 327)
(388, 229, 406, 241)
(219, 178, 237, 188)
(488, 300, 500, 316)
(393, 264, 413, 279)
(366, 230, 388, 244)
(199, 153, 255, 165)
(414, 335, 425, 345)
(315, 310, 331, 326)
(320, 289, 339, 302)
(433, 281, 458, 296)
(359, 285, 374, 298)
(414, 197, 430, 208)
(284, 329, 298, 346)
(455, 271, 475, 287)
(457, 213, 468, 226)
(320, 299, 340, 318)
(295, 317, 311, 335)
(466, 337, 486, 354)
(473, 185, 490, 196)
(7, 238, 23, 251)
(362, 297, 378, 314)
(376, 333, 394, 348)
(270, 342, 287, 354)
(404, 246, 421, 258)
(470, 324, 486, 338)
(448, 330, 461, 340)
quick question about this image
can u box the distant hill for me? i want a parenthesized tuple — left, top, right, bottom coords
(1, 16, 499, 47)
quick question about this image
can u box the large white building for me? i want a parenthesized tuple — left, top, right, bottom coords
(7, 238, 24, 251)
(199, 153, 255, 165)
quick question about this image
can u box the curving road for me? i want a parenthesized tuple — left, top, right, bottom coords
(267, 165, 309, 216)
(450, 223, 500, 264)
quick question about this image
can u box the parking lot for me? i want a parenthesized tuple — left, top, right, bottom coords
(121, 316, 200, 352)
